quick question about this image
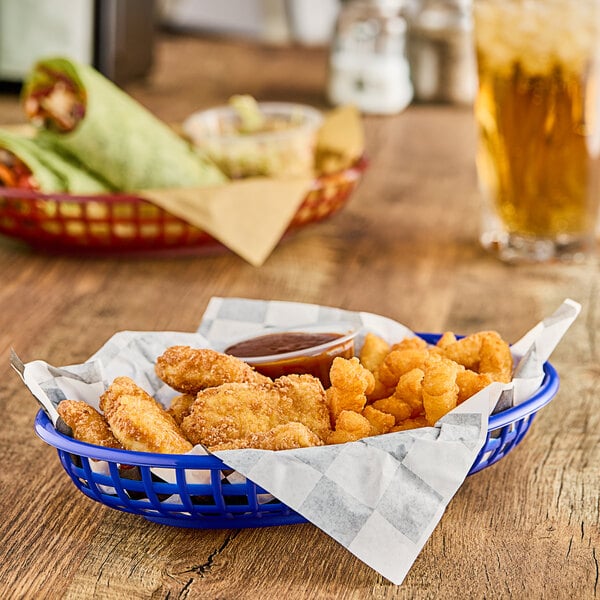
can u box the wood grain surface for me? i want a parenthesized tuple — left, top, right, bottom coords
(0, 33, 598, 600)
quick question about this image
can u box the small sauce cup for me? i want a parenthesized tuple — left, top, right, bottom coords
(224, 325, 359, 387)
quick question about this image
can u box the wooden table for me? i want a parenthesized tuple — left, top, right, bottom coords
(1, 34, 598, 599)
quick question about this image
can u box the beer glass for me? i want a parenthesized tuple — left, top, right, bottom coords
(474, 0, 600, 262)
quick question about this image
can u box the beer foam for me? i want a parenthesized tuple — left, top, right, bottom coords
(474, 0, 600, 76)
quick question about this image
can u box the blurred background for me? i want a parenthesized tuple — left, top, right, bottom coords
(0, 0, 476, 109)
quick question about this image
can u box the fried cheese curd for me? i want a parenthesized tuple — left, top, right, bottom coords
(64, 330, 511, 453)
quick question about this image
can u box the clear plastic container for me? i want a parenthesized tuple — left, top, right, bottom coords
(224, 323, 359, 387)
(182, 102, 324, 179)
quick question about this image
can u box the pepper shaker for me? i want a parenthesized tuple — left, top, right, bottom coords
(405, 0, 476, 104)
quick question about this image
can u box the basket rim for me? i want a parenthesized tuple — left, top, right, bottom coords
(0, 156, 369, 205)
(33, 357, 559, 468)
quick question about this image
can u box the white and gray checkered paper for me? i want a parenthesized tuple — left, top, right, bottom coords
(14, 297, 580, 585)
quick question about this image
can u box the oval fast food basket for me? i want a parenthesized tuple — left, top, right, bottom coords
(0, 158, 367, 257)
(33, 339, 559, 530)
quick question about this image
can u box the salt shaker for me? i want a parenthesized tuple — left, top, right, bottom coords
(405, 0, 476, 104)
(327, 0, 413, 115)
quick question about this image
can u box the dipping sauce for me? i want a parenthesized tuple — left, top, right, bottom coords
(225, 331, 356, 387)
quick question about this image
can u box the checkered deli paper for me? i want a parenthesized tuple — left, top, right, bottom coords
(14, 297, 580, 585)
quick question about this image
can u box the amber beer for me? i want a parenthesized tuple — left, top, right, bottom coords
(474, 0, 600, 261)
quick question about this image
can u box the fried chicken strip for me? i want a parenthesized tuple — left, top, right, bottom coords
(100, 376, 193, 454)
(181, 374, 331, 447)
(57, 399, 122, 448)
(210, 422, 323, 451)
(155, 346, 270, 394)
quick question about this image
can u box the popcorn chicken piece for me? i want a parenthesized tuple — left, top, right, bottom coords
(359, 332, 390, 373)
(326, 357, 375, 421)
(436, 331, 458, 349)
(456, 370, 493, 404)
(378, 348, 433, 388)
(391, 416, 429, 432)
(329, 356, 375, 394)
(440, 331, 485, 370)
(479, 332, 513, 383)
(393, 368, 426, 417)
(372, 395, 412, 423)
(390, 337, 428, 352)
(326, 410, 372, 444)
(366, 376, 396, 402)
(422, 359, 460, 426)
(362, 405, 395, 436)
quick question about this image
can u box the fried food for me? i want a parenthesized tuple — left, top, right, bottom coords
(372, 395, 412, 423)
(422, 359, 460, 426)
(362, 405, 395, 436)
(100, 376, 193, 454)
(372, 367, 425, 424)
(436, 331, 458, 349)
(155, 345, 270, 394)
(479, 332, 513, 383)
(57, 399, 122, 448)
(326, 356, 375, 423)
(456, 370, 493, 404)
(64, 326, 513, 454)
(390, 336, 429, 352)
(168, 394, 196, 425)
(441, 331, 512, 381)
(327, 410, 372, 444)
(359, 332, 391, 373)
(210, 422, 323, 451)
(391, 416, 429, 432)
(181, 374, 331, 447)
(377, 348, 436, 388)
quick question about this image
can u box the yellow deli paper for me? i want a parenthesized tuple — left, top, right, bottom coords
(140, 105, 364, 266)
(142, 177, 312, 267)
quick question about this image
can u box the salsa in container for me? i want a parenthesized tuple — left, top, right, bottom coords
(224, 326, 358, 387)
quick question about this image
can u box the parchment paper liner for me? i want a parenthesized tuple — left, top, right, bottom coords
(12, 297, 580, 584)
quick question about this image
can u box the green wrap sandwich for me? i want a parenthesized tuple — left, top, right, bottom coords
(22, 57, 227, 191)
(0, 129, 111, 193)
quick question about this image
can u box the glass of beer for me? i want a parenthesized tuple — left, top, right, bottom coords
(474, 0, 600, 262)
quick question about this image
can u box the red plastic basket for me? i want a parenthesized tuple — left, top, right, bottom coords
(0, 158, 367, 257)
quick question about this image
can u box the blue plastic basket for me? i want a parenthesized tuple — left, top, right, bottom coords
(33, 335, 559, 529)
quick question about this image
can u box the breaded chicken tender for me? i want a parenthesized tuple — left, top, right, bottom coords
(181, 374, 330, 447)
(100, 376, 193, 454)
(210, 422, 323, 451)
(57, 399, 122, 448)
(155, 346, 270, 394)
(168, 394, 196, 425)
